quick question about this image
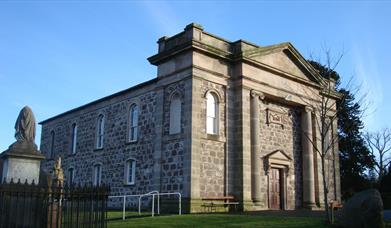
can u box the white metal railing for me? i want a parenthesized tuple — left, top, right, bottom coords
(108, 191, 181, 220)
(154, 192, 181, 215)
(138, 191, 160, 216)
(108, 193, 141, 220)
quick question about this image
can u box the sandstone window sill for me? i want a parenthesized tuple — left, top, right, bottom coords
(126, 140, 138, 145)
(203, 134, 226, 143)
(163, 133, 183, 141)
(94, 147, 104, 152)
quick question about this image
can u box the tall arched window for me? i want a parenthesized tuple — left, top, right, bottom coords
(124, 159, 136, 185)
(68, 167, 75, 185)
(169, 94, 182, 134)
(206, 92, 218, 134)
(129, 104, 139, 142)
(50, 131, 55, 159)
(71, 123, 78, 154)
(93, 164, 102, 186)
(96, 114, 105, 149)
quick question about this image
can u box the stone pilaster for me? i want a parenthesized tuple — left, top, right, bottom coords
(250, 90, 264, 204)
(301, 106, 316, 209)
(332, 117, 341, 202)
(238, 88, 252, 208)
(152, 87, 164, 192)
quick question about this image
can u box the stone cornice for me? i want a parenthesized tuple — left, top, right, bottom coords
(149, 23, 342, 102)
(148, 40, 233, 65)
(149, 39, 326, 92)
(192, 65, 230, 79)
(239, 75, 322, 105)
(320, 89, 343, 100)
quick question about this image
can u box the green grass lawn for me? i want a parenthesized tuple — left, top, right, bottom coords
(107, 211, 153, 219)
(107, 214, 331, 228)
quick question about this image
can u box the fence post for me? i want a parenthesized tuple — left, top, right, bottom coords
(138, 197, 141, 216)
(157, 194, 160, 215)
(122, 196, 126, 220)
(152, 194, 155, 217)
(179, 194, 181, 215)
(56, 185, 61, 228)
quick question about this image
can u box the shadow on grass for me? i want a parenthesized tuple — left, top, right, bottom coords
(107, 211, 154, 221)
(107, 213, 332, 228)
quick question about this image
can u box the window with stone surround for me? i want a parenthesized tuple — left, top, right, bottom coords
(206, 92, 219, 134)
(128, 104, 139, 142)
(50, 131, 55, 159)
(71, 123, 78, 154)
(96, 114, 105, 149)
(124, 159, 136, 185)
(93, 164, 102, 186)
(169, 94, 181, 134)
(68, 167, 75, 185)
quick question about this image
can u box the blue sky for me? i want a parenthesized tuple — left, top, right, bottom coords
(0, 1, 390, 151)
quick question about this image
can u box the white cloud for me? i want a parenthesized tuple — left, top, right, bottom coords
(139, 1, 182, 36)
(352, 45, 383, 131)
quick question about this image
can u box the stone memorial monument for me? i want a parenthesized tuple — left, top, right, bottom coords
(51, 157, 64, 187)
(0, 106, 45, 184)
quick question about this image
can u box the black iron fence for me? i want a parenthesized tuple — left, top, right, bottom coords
(0, 179, 109, 228)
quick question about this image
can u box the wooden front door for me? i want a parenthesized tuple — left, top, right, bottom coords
(269, 168, 282, 210)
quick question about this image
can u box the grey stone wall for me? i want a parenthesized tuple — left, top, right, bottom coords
(41, 91, 158, 197)
(160, 81, 187, 193)
(199, 140, 225, 197)
(40, 78, 192, 209)
(259, 101, 303, 209)
(198, 80, 226, 198)
(161, 141, 184, 192)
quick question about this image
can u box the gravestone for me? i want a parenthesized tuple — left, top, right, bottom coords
(0, 106, 45, 184)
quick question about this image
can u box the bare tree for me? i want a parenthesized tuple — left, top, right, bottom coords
(308, 57, 342, 223)
(365, 128, 391, 182)
(299, 49, 367, 222)
(281, 45, 369, 223)
(281, 51, 342, 222)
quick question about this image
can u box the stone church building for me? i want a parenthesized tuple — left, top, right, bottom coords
(40, 23, 341, 212)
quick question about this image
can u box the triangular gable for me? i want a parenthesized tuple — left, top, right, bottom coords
(263, 150, 292, 175)
(243, 43, 324, 85)
(264, 149, 292, 161)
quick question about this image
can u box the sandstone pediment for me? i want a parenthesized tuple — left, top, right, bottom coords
(244, 43, 323, 85)
(263, 150, 292, 175)
(264, 149, 292, 162)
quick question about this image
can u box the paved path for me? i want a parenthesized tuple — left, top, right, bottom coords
(247, 210, 391, 221)
(238, 210, 326, 218)
(212, 209, 391, 222)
